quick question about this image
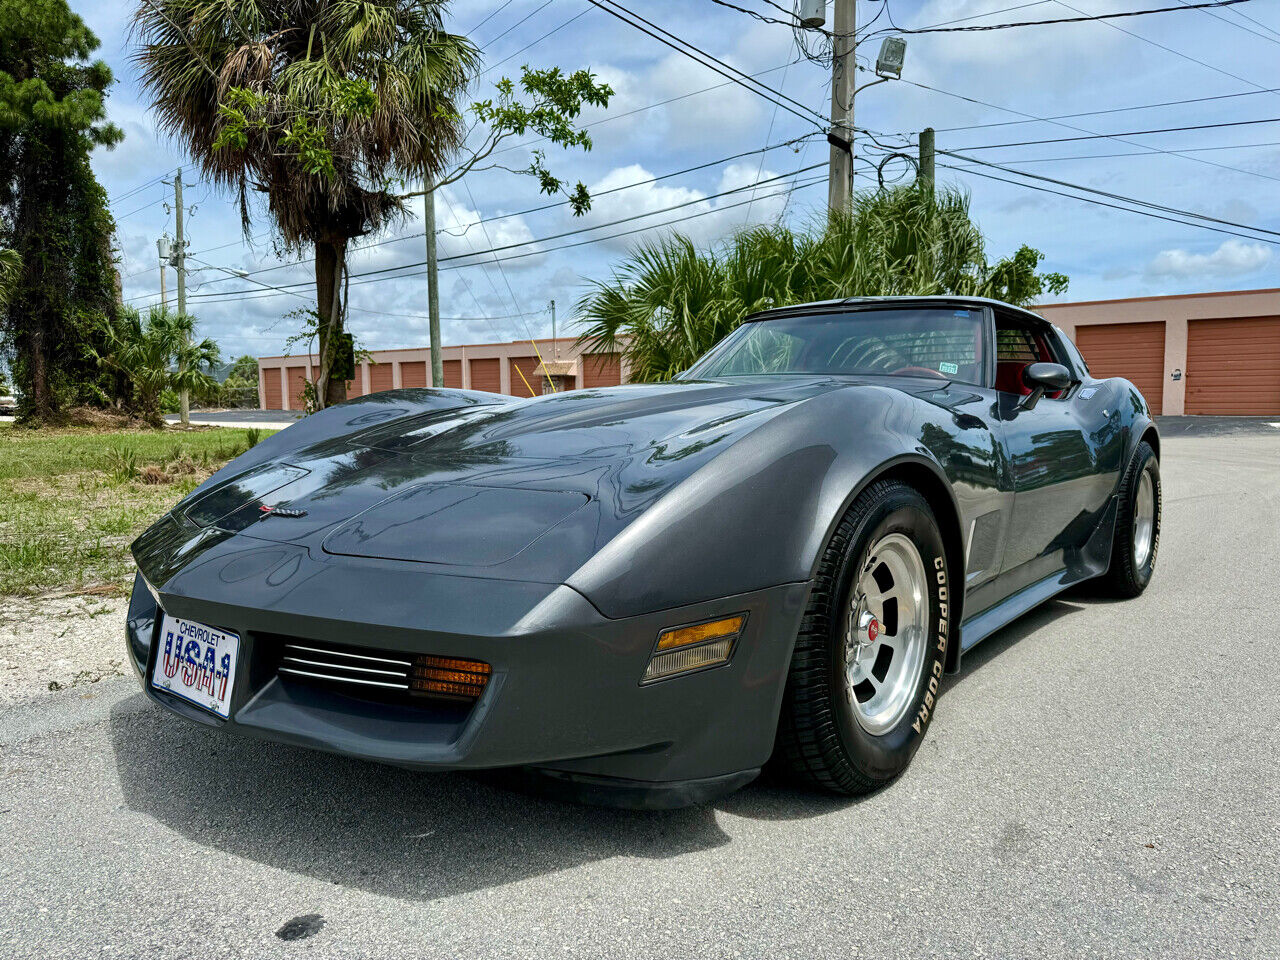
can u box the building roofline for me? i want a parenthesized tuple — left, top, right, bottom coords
(1035, 287, 1280, 310)
(256, 335, 586, 363)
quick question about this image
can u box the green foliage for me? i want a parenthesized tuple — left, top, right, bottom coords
(133, 0, 611, 410)
(0, 0, 123, 423)
(0, 248, 19, 310)
(88, 307, 221, 426)
(103, 442, 140, 482)
(578, 183, 1070, 382)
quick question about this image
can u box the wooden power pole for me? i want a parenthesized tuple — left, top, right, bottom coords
(424, 181, 442, 388)
(827, 0, 856, 213)
(174, 168, 189, 426)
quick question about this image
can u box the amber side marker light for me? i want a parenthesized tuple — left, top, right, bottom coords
(643, 614, 746, 683)
(410, 655, 491, 702)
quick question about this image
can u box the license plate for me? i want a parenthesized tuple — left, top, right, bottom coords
(150, 614, 240, 719)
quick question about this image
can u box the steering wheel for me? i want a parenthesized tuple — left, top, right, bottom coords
(889, 365, 950, 379)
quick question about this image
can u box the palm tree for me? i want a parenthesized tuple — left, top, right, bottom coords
(0, 249, 19, 311)
(578, 183, 1068, 381)
(90, 307, 221, 426)
(132, 0, 478, 408)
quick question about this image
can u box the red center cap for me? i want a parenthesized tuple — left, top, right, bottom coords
(867, 618, 880, 643)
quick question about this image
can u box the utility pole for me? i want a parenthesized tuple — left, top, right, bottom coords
(158, 255, 167, 313)
(550, 299, 557, 358)
(424, 180, 442, 387)
(827, 0, 856, 213)
(918, 127, 935, 188)
(174, 168, 190, 426)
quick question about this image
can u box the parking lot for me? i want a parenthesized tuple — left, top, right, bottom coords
(2, 427, 1277, 959)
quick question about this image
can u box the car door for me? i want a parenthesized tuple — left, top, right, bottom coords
(994, 313, 1114, 590)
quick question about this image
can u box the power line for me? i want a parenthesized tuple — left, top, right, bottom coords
(1048, 0, 1277, 98)
(109, 172, 172, 209)
(478, 0, 553, 48)
(184, 166, 829, 304)
(175, 57, 805, 263)
(479, 3, 593, 77)
(468, 0, 517, 34)
(114, 195, 168, 221)
(934, 86, 1280, 134)
(941, 161, 1280, 247)
(894, 74, 1280, 184)
(1171, 0, 1280, 46)
(882, 0, 1252, 34)
(584, 0, 827, 127)
(191, 177, 828, 309)
(955, 116, 1280, 151)
(182, 135, 824, 288)
(937, 155, 1280, 245)
(942, 138, 1280, 165)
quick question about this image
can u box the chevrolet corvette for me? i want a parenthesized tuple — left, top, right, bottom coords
(125, 296, 1161, 807)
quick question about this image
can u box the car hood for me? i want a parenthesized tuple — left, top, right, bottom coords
(134, 376, 931, 588)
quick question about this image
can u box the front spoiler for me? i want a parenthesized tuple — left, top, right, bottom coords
(124, 537, 810, 793)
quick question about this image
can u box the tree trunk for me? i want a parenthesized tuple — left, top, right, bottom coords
(314, 238, 348, 410)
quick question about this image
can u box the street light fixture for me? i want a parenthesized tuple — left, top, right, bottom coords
(875, 37, 907, 79)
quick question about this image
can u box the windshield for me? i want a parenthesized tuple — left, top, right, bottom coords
(685, 307, 987, 385)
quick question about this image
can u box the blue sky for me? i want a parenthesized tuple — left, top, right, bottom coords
(84, 0, 1280, 360)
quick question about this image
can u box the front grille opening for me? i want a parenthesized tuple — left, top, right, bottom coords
(269, 636, 490, 709)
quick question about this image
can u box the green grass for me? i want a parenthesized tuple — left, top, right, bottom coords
(0, 425, 273, 597)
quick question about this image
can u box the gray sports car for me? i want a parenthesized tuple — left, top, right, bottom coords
(125, 296, 1161, 807)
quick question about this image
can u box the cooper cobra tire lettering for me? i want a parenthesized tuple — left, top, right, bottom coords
(912, 556, 949, 734)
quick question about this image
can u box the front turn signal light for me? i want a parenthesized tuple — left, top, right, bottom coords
(643, 614, 746, 683)
(655, 615, 746, 650)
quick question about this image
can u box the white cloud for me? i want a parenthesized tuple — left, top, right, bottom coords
(575, 160, 795, 253)
(1144, 239, 1273, 280)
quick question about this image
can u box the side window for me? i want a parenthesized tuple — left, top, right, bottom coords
(1055, 327, 1090, 377)
(994, 315, 1065, 397)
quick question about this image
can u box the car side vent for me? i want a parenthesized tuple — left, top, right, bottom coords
(275, 639, 491, 705)
(968, 510, 1002, 576)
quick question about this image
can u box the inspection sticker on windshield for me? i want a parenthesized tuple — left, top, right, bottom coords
(150, 614, 239, 718)
(938, 361, 959, 375)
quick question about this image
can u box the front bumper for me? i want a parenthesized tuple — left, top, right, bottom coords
(124, 538, 810, 792)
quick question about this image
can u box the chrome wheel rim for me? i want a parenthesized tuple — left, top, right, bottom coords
(1133, 470, 1155, 568)
(844, 532, 929, 736)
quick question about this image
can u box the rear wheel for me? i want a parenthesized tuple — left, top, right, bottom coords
(776, 480, 951, 794)
(1098, 440, 1161, 597)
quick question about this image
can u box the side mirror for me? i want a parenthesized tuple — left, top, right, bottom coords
(1019, 362, 1072, 410)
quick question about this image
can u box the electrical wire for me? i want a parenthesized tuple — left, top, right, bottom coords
(952, 116, 1280, 151)
(190, 177, 828, 309)
(1047, 0, 1278, 98)
(869, 0, 1252, 34)
(934, 86, 1280, 134)
(182, 166, 829, 304)
(183, 134, 825, 288)
(583, 0, 827, 127)
(893, 74, 1280, 184)
(940, 161, 1280, 246)
(478, 2, 594, 77)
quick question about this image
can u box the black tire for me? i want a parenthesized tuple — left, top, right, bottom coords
(1098, 441, 1161, 597)
(775, 480, 952, 795)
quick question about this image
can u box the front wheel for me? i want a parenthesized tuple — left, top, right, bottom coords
(776, 480, 951, 795)
(1098, 440, 1161, 597)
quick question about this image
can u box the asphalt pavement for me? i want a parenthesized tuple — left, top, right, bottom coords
(1, 432, 1277, 959)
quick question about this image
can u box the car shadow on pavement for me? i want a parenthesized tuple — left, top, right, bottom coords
(109, 696, 733, 903)
(108, 588, 1115, 887)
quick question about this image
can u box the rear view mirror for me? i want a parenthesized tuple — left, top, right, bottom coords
(1023, 362, 1072, 392)
(1020, 362, 1073, 410)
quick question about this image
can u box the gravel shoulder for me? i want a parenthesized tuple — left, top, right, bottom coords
(0, 593, 129, 704)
